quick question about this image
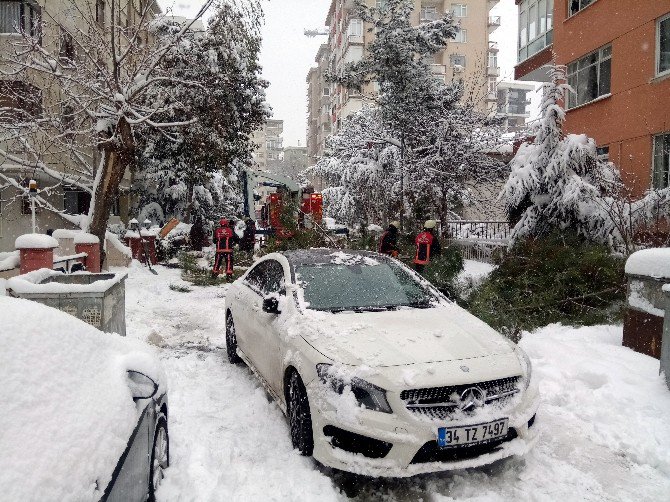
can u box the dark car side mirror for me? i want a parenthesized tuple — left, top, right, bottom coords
(127, 370, 159, 401)
(262, 296, 281, 315)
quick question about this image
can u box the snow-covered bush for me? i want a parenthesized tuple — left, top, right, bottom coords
(467, 232, 625, 339)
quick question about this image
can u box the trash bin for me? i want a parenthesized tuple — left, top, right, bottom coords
(6, 270, 127, 336)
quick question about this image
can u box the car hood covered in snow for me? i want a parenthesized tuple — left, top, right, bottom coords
(0, 296, 164, 501)
(299, 303, 513, 367)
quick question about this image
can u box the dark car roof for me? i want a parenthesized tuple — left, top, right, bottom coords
(281, 248, 383, 267)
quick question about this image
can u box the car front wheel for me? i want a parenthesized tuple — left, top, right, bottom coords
(149, 418, 169, 501)
(287, 371, 314, 456)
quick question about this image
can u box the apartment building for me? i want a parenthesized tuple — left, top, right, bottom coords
(306, 44, 332, 166)
(252, 119, 285, 171)
(514, 0, 670, 197)
(496, 81, 535, 133)
(306, 0, 501, 153)
(0, 0, 160, 252)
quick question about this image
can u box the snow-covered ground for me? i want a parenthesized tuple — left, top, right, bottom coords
(123, 263, 670, 501)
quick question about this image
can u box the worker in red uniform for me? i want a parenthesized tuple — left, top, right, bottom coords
(414, 220, 441, 273)
(212, 219, 236, 280)
(378, 221, 400, 257)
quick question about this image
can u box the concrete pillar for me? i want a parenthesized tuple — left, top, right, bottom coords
(74, 233, 101, 273)
(15, 234, 59, 275)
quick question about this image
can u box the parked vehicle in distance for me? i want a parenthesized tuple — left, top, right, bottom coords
(0, 297, 169, 501)
(225, 249, 539, 476)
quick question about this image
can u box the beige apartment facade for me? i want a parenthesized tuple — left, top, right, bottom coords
(0, 0, 160, 252)
(306, 0, 501, 158)
(252, 118, 285, 171)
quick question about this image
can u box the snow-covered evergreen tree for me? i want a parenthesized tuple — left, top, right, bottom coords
(315, 0, 504, 228)
(135, 4, 269, 226)
(502, 65, 670, 253)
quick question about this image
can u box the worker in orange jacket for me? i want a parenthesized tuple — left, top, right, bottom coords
(212, 219, 236, 280)
(414, 220, 441, 273)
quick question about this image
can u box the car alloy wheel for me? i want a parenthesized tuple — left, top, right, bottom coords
(149, 419, 169, 501)
(225, 312, 242, 364)
(288, 371, 314, 456)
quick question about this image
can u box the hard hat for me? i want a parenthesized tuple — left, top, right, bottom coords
(220, 218, 229, 227)
(424, 220, 437, 229)
(390, 221, 400, 229)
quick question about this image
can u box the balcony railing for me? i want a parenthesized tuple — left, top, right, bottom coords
(487, 66, 500, 77)
(488, 41, 499, 53)
(488, 16, 501, 27)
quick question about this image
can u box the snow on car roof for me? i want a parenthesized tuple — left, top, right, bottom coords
(282, 248, 382, 267)
(0, 297, 164, 501)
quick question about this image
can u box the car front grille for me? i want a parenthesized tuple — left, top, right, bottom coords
(400, 377, 521, 420)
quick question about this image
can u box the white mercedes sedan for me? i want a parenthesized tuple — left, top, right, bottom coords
(225, 249, 539, 476)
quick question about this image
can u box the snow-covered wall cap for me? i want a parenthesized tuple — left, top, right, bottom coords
(7, 269, 127, 295)
(73, 233, 100, 245)
(625, 248, 670, 279)
(15, 234, 59, 250)
(52, 229, 78, 239)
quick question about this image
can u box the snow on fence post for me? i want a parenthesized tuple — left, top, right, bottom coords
(74, 233, 101, 273)
(15, 234, 59, 275)
(624, 249, 670, 360)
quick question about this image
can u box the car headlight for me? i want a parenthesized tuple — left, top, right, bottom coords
(316, 364, 392, 414)
(514, 346, 532, 390)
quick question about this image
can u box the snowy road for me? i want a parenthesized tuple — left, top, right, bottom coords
(124, 264, 670, 502)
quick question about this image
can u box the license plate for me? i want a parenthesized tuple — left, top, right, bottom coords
(437, 419, 509, 448)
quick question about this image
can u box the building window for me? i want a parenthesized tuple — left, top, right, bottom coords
(518, 0, 554, 62)
(658, 13, 670, 77)
(0, 1, 41, 36)
(323, 87, 330, 96)
(451, 4, 467, 17)
(348, 18, 363, 37)
(96, 0, 105, 26)
(420, 6, 437, 22)
(450, 54, 466, 68)
(488, 51, 498, 69)
(64, 188, 91, 215)
(653, 133, 670, 189)
(568, 0, 596, 18)
(0, 80, 43, 120)
(596, 146, 609, 161)
(59, 28, 75, 62)
(567, 44, 611, 109)
(454, 28, 467, 43)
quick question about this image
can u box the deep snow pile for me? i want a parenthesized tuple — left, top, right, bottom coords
(121, 263, 670, 501)
(0, 296, 163, 501)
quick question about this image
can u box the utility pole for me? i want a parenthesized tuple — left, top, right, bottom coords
(29, 179, 38, 233)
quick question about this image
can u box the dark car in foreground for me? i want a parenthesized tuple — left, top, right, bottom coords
(0, 296, 169, 501)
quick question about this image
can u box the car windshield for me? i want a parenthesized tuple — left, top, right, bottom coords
(295, 256, 441, 312)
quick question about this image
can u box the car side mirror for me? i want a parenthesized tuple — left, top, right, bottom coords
(262, 296, 281, 315)
(127, 370, 159, 401)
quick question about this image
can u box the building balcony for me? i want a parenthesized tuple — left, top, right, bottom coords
(486, 92, 498, 102)
(488, 41, 499, 53)
(487, 0, 500, 9)
(488, 16, 501, 33)
(487, 66, 500, 77)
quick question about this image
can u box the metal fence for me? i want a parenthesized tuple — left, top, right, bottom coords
(443, 221, 510, 264)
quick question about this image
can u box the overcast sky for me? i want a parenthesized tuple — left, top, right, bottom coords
(158, 0, 532, 147)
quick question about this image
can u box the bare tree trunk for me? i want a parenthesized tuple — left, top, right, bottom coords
(88, 119, 135, 266)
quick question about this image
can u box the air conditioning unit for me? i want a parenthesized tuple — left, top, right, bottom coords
(453, 64, 464, 73)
